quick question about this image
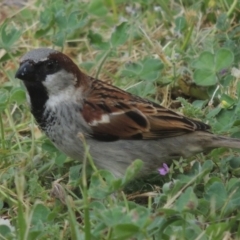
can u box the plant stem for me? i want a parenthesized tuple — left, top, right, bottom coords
(82, 144, 91, 240)
(95, 49, 111, 79)
(5, 108, 22, 152)
(0, 112, 5, 150)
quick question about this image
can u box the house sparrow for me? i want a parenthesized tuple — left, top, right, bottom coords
(15, 48, 240, 177)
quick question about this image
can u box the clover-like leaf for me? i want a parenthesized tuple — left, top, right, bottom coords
(141, 58, 163, 81)
(112, 224, 140, 239)
(215, 48, 234, 72)
(9, 88, 26, 104)
(87, 0, 108, 16)
(0, 225, 12, 237)
(220, 93, 236, 108)
(121, 62, 143, 78)
(193, 69, 217, 86)
(122, 159, 143, 185)
(175, 187, 198, 211)
(192, 51, 214, 70)
(69, 164, 82, 183)
(88, 30, 110, 50)
(204, 182, 227, 209)
(89, 170, 116, 199)
(175, 16, 187, 32)
(31, 203, 50, 225)
(0, 21, 22, 50)
(111, 22, 129, 47)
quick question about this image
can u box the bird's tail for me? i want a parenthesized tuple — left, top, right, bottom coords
(209, 135, 240, 149)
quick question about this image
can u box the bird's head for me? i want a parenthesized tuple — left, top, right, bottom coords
(15, 48, 85, 95)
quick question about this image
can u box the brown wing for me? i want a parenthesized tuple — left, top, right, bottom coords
(81, 80, 210, 140)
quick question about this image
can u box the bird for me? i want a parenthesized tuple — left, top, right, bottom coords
(15, 48, 240, 178)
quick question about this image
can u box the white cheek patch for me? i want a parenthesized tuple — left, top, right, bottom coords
(89, 114, 110, 126)
(42, 70, 77, 95)
(46, 87, 77, 108)
(42, 69, 81, 109)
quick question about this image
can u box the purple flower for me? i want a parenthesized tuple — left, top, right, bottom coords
(158, 163, 169, 176)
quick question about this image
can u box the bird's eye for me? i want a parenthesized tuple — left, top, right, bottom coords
(42, 60, 59, 75)
(46, 61, 55, 71)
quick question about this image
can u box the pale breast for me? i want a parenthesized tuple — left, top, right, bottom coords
(43, 99, 92, 160)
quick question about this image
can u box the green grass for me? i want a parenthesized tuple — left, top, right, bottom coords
(1, 0, 240, 239)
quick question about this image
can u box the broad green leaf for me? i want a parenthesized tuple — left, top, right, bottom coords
(141, 58, 163, 81)
(19, 8, 34, 21)
(35, 26, 52, 38)
(229, 157, 240, 169)
(69, 164, 82, 182)
(0, 225, 12, 237)
(111, 22, 129, 47)
(206, 222, 228, 237)
(88, 30, 110, 50)
(185, 224, 204, 240)
(216, 108, 235, 127)
(80, 61, 95, 71)
(112, 224, 139, 239)
(174, 16, 187, 32)
(197, 199, 210, 216)
(94, 207, 132, 227)
(225, 187, 240, 214)
(39, 9, 54, 29)
(9, 88, 26, 104)
(42, 140, 59, 153)
(163, 180, 185, 196)
(89, 201, 105, 210)
(220, 93, 235, 108)
(88, 30, 104, 44)
(206, 106, 221, 118)
(193, 69, 217, 86)
(122, 62, 143, 77)
(0, 21, 22, 50)
(192, 100, 208, 109)
(204, 182, 227, 209)
(67, 11, 85, 30)
(55, 153, 67, 166)
(122, 159, 143, 185)
(204, 177, 222, 190)
(0, 51, 21, 63)
(89, 170, 116, 199)
(53, 31, 65, 47)
(202, 160, 214, 171)
(87, 0, 108, 16)
(215, 48, 234, 71)
(111, 179, 123, 191)
(192, 52, 214, 70)
(216, 13, 229, 31)
(55, 11, 68, 29)
(226, 178, 240, 191)
(175, 187, 198, 211)
(31, 204, 50, 225)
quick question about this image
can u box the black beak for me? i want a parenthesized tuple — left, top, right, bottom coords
(15, 61, 35, 81)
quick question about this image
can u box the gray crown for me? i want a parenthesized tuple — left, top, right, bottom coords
(20, 48, 58, 63)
